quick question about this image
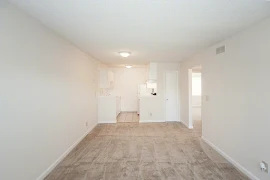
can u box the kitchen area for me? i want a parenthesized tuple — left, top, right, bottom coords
(97, 63, 158, 123)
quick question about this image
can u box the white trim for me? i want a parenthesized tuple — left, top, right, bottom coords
(36, 123, 98, 180)
(188, 69, 193, 128)
(177, 70, 180, 122)
(98, 121, 116, 124)
(139, 120, 165, 123)
(181, 121, 194, 129)
(120, 111, 137, 113)
(201, 136, 259, 180)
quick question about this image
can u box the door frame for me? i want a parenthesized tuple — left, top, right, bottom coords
(188, 69, 194, 129)
(188, 66, 202, 129)
(164, 70, 180, 122)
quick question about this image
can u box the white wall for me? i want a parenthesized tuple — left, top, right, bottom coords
(192, 73, 202, 121)
(192, 73, 202, 96)
(109, 67, 146, 112)
(0, 4, 98, 180)
(192, 96, 201, 121)
(140, 62, 181, 122)
(192, 96, 201, 107)
(180, 17, 270, 180)
(140, 96, 163, 122)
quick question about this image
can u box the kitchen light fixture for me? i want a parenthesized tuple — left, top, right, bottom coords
(125, 65, 133, 68)
(119, 51, 131, 57)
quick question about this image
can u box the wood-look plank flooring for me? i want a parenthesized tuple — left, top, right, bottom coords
(45, 121, 249, 180)
(117, 112, 139, 123)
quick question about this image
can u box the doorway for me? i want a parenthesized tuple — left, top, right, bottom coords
(117, 112, 139, 123)
(188, 66, 202, 133)
(165, 71, 179, 122)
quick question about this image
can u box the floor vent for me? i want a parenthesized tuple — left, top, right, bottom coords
(216, 45, 226, 55)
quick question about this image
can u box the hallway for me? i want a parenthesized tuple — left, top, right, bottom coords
(45, 122, 248, 180)
(117, 112, 139, 123)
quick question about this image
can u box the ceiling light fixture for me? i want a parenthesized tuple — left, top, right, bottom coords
(125, 65, 133, 68)
(119, 51, 131, 58)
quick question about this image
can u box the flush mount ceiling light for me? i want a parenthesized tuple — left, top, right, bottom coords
(119, 51, 131, 58)
(125, 65, 133, 68)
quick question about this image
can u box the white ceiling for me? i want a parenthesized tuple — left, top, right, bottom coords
(9, 0, 270, 65)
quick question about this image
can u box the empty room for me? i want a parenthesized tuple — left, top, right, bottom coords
(1, 0, 270, 180)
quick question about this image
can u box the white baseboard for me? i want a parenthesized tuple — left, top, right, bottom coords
(201, 136, 259, 180)
(36, 123, 97, 180)
(166, 120, 181, 122)
(181, 121, 193, 129)
(139, 120, 165, 123)
(98, 121, 116, 124)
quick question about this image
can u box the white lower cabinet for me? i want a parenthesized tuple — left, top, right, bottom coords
(98, 96, 121, 123)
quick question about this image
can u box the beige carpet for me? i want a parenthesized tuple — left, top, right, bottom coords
(45, 122, 249, 180)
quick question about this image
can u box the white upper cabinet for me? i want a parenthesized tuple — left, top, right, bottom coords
(99, 69, 114, 88)
(146, 62, 157, 83)
(146, 63, 158, 90)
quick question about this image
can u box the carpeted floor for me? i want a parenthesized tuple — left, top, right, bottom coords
(45, 121, 249, 180)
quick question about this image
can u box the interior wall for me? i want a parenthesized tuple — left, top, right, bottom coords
(192, 72, 202, 121)
(0, 4, 98, 180)
(180, 17, 270, 180)
(192, 96, 201, 121)
(142, 63, 181, 122)
(109, 67, 146, 112)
